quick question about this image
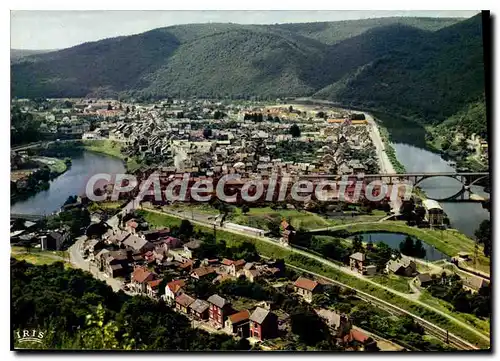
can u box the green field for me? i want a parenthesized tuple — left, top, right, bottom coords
(369, 274, 412, 294)
(82, 140, 141, 171)
(11, 247, 71, 268)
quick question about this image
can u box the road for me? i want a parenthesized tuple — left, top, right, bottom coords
(139, 207, 489, 348)
(68, 236, 127, 293)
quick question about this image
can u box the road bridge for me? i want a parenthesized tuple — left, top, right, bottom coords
(300, 172, 490, 202)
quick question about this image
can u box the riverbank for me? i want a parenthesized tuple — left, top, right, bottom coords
(81, 140, 141, 172)
(11, 156, 71, 204)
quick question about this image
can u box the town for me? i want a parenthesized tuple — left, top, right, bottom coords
(10, 96, 491, 351)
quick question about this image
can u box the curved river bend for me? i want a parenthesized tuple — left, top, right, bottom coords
(11, 152, 126, 215)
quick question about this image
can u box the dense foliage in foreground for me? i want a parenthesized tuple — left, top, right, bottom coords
(11, 259, 249, 350)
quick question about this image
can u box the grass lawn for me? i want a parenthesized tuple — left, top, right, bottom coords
(11, 247, 71, 268)
(33, 156, 68, 174)
(332, 221, 490, 275)
(228, 206, 386, 231)
(168, 203, 220, 215)
(82, 140, 141, 171)
(137, 209, 490, 348)
(97, 201, 126, 210)
(369, 274, 412, 294)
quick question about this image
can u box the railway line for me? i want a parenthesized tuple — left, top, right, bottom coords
(284, 263, 484, 351)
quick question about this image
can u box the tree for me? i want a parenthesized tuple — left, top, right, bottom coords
(179, 220, 194, 238)
(289, 105, 294, 112)
(267, 220, 281, 237)
(399, 200, 415, 221)
(241, 204, 250, 215)
(414, 239, 426, 258)
(373, 242, 393, 271)
(203, 128, 212, 139)
(474, 219, 491, 257)
(107, 103, 112, 111)
(213, 110, 223, 119)
(290, 124, 301, 138)
(399, 235, 415, 256)
(351, 235, 364, 253)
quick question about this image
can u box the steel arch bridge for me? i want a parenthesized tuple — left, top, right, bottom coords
(300, 172, 490, 202)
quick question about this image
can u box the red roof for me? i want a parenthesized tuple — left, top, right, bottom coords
(234, 259, 246, 267)
(167, 279, 186, 293)
(294, 276, 319, 292)
(228, 310, 250, 324)
(222, 259, 234, 266)
(132, 267, 154, 283)
(148, 279, 162, 289)
(191, 267, 215, 278)
(344, 329, 371, 344)
(179, 260, 194, 269)
(126, 219, 138, 229)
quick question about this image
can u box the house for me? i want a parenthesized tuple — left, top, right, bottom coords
(175, 293, 195, 314)
(183, 240, 202, 258)
(152, 243, 170, 263)
(414, 273, 433, 288)
(422, 199, 444, 227)
(225, 310, 251, 338)
(293, 276, 320, 302)
(163, 279, 186, 305)
(349, 252, 366, 274)
(83, 239, 105, 260)
(249, 307, 278, 341)
(221, 259, 246, 276)
(108, 230, 131, 245)
(462, 275, 489, 293)
(386, 257, 417, 277)
(96, 249, 129, 278)
(242, 267, 262, 283)
(190, 266, 216, 281)
(280, 220, 296, 245)
(146, 279, 163, 299)
(207, 294, 232, 328)
(41, 230, 68, 250)
(189, 299, 210, 320)
(130, 266, 155, 294)
(343, 328, 378, 351)
(141, 228, 171, 241)
(122, 235, 155, 254)
(315, 309, 352, 339)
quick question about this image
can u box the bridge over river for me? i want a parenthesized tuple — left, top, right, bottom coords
(300, 172, 490, 203)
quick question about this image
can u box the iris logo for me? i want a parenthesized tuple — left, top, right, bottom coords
(15, 329, 45, 344)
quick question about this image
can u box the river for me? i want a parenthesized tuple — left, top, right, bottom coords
(11, 151, 126, 215)
(392, 143, 490, 237)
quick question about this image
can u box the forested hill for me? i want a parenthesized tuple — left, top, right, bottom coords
(11, 14, 486, 126)
(315, 13, 486, 124)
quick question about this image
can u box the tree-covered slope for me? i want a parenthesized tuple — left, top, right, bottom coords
(314, 14, 485, 124)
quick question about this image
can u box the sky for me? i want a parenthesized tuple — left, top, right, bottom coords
(11, 10, 480, 50)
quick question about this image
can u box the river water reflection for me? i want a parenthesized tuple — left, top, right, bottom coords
(11, 152, 126, 215)
(392, 143, 489, 237)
